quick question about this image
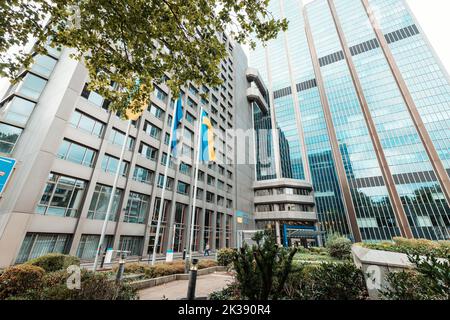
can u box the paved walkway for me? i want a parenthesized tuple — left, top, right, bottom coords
(139, 272, 233, 300)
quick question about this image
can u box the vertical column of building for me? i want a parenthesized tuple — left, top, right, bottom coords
(360, 0, 450, 206)
(303, 8, 362, 242)
(279, 0, 312, 183)
(326, 0, 413, 238)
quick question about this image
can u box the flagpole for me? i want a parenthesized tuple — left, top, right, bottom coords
(93, 119, 132, 272)
(186, 106, 204, 266)
(151, 97, 180, 265)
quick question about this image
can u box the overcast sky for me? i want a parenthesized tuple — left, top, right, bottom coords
(1, 0, 450, 98)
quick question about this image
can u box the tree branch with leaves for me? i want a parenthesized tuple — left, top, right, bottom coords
(0, 0, 288, 118)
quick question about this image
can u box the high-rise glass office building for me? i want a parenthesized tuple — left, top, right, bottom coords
(250, 0, 450, 242)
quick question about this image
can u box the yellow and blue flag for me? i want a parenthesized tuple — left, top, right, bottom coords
(200, 110, 216, 162)
(170, 94, 183, 156)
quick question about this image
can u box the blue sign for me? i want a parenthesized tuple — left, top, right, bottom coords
(0, 156, 16, 194)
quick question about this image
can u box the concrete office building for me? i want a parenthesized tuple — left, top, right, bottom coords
(250, 0, 450, 243)
(0, 34, 256, 267)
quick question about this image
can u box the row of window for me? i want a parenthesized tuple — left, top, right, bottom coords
(36, 173, 234, 222)
(254, 187, 312, 197)
(16, 233, 144, 263)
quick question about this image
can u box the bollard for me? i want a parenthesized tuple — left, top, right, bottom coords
(187, 258, 199, 300)
(99, 247, 107, 269)
(116, 252, 126, 284)
(182, 249, 187, 260)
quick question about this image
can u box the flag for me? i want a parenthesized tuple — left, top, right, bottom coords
(199, 110, 216, 162)
(170, 94, 183, 155)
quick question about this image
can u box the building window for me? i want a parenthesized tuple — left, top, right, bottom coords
(0, 122, 23, 154)
(154, 86, 167, 102)
(1, 96, 36, 126)
(101, 154, 129, 176)
(189, 85, 198, 96)
(76, 234, 113, 260)
(81, 83, 106, 109)
(182, 144, 193, 159)
(119, 236, 143, 256)
(217, 180, 225, 190)
(16, 233, 71, 264)
(133, 166, 154, 184)
(148, 198, 171, 254)
(226, 199, 233, 209)
(198, 170, 205, 182)
(148, 103, 165, 119)
(57, 139, 96, 167)
(177, 181, 190, 195)
(217, 195, 225, 206)
(30, 54, 57, 77)
(144, 121, 161, 140)
(164, 132, 170, 145)
(87, 184, 122, 221)
(36, 173, 86, 218)
(207, 175, 215, 186)
(173, 203, 187, 252)
(123, 192, 150, 224)
(196, 188, 204, 200)
(157, 173, 174, 190)
(161, 152, 175, 168)
(185, 111, 195, 124)
(17, 73, 47, 100)
(206, 191, 215, 203)
(179, 162, 192, 176)
(69, 110, 104, 137)
(139, 142, 158, 161)
(109, 128, 134, 150)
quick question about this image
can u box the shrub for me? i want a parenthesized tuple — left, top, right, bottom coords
(198, 259, 217, 269)
(0, 264, 45, 300)
(381, 252, 449, 300)
(25, 254, 80, 272)
(209, 282, 240, 300)
(326, 234, 352, 260)
(284, 262, 368, 300)
(34, 270, 137, 300)
(309, 247, 328, 255)
(233, 230, 297, 300)
(217, 248, 237, 267)
(360, 237, 450, 258)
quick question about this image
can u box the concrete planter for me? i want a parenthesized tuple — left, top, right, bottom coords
(129, 266, 228, 290)
(351, 245, 414, 300)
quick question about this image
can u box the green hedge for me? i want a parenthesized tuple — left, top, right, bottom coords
(0, 262, 137, 300)
(283, 262, 368, 300)
(359, 237, 450, 258)
(114, 259, 218, 278)
(25, 253, 80, 272)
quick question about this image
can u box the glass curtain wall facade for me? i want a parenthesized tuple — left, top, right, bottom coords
(250, 0, 450, 241)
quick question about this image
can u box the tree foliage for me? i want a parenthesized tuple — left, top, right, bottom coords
(233, 230, 297, 300)
(0, 0, 288, 117)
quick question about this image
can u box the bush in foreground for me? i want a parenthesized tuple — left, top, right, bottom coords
(325, 233, 352, 260)
(0, 264, 45, 300)
(283, 262, 368, 300)
(381, 252, 449, 300)
(25, 253, 80, 272)
(217, 248, 237, 267)
(0, 264, 137, 300)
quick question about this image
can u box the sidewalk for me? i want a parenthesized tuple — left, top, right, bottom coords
(138, 272, 233, 300)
